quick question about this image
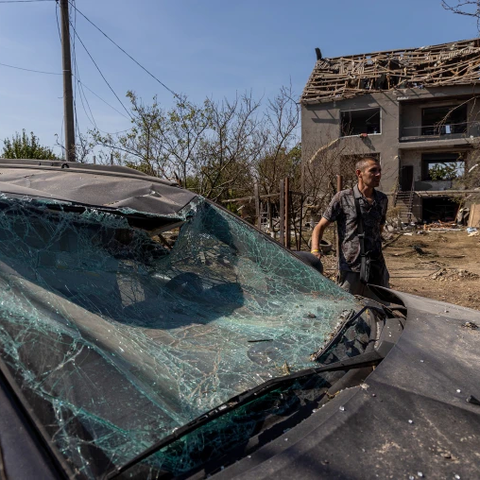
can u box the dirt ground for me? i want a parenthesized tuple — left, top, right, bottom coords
(320, 229, 480, 311)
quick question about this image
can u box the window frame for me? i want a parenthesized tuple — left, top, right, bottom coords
(340, 108, 382, 137)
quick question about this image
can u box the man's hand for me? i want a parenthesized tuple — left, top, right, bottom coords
(311, 217, 331, 261)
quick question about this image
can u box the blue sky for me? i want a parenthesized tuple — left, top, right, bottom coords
(0, 0, 477, 156)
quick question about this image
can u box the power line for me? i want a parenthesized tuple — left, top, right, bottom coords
(0, 61, 61, 75)
(0, 0, 53, 3)
(68, 20, 132, 119)
(67, 1, 182, 99)
(73, 41, 99, 128)
(0, 59, 129, 119)
(54, 0, 61, 41)
(74, 78, 130, 120)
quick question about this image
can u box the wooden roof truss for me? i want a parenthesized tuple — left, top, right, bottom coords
(301, 39, 480, 104)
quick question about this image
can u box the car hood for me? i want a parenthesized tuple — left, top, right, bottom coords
(214, 289, 480, 479)
(0, 159, 197, 215)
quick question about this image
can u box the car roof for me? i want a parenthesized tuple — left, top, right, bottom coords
(0, 159, 197, 216)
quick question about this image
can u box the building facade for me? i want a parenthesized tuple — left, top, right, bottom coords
(301, 39, 480, 222)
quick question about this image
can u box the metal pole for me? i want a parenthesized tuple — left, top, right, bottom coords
(60, 0, 75, 162)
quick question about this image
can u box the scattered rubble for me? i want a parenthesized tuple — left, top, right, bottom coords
(413, 244, 428, 255)
(423, 221, 459, 231)
(462, 322, 479, 330)
(430, 268, 479, 281)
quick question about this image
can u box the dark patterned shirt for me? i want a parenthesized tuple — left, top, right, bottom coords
(322, 185, 388, 272)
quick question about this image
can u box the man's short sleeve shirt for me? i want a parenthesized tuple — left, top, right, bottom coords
(322, 186, 388, 272)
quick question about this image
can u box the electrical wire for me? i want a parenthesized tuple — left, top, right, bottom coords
(0, 0, 53, 3)
(77, 76, 98, 127)
(74, 78, 130, 120)
(0, 58, 129, 120)
(68, 20, 132, 119)
(54, 1, 61, 42)
(67, 1, 181, 99)
(0, 61, 61, 75)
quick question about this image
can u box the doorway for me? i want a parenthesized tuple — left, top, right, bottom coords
(400, 165, 414, 191)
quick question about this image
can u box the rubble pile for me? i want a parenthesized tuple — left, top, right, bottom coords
(430, 268, 479, 282)
(423, 221, 459, 231)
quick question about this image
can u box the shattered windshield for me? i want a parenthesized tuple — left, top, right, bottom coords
(0, 194, 358, 478)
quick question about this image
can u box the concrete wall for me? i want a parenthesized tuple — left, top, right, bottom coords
(302, 91, 400, 193)
(301, 85, 480, 221)
(399, 148, 472, 191)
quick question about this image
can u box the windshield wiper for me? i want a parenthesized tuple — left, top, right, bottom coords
(107, 306, 384, 479)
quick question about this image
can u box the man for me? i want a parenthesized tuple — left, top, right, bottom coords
(310, 157, 389, 296)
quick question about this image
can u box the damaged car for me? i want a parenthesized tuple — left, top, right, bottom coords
(0, 159, 478, 479)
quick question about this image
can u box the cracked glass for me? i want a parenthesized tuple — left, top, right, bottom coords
(0, 194, 359, 478)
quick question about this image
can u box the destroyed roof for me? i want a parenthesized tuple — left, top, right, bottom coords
(301, 38, 480, 104)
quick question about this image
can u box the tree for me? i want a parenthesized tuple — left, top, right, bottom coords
(91, 92, 167, 177)
(428, 162, 462, 181)
(91, 90, 269, 201)
(254, 84, 300, 198)
(2, 130, 57, 160)
(456, 141, 480, 189)
(91, 92, 211, 184)
(442, 1, 480, 30)
(90, 87, 304, 207)
(196, 93, 265, 201)
(55, 132, 93, 163)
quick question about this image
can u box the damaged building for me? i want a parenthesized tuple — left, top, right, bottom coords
(301, 38, 480, 223)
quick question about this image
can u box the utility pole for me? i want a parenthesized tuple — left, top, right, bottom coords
(59, 0, 75, 162)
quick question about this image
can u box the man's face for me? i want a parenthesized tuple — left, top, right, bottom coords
(357, 160, 381, 188)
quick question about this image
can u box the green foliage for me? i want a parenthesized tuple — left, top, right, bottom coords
(90, 87, 301, 204)
(428, 162, 462, 181)
(2, 130, 57, 160)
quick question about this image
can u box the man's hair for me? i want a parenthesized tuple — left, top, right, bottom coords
(355, 157, 379, 172)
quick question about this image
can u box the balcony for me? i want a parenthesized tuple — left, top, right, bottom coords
(399, 104, 475, 146)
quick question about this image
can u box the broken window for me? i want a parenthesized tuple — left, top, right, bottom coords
(421, 104, 467, 136)
(340, 108, 381, 136)
(422, 153, 465, 181)
(0, 195, 359, 478)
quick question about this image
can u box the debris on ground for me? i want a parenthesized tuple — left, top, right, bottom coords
(413, 244, 428, 255)
(423, 221, 459, 231)
(430, 268, 480, 281)
(462, 321, 479, 330)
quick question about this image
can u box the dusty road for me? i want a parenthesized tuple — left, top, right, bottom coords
(321, 229, 480, 311)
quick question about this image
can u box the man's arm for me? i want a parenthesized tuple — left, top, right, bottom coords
(380, 195, 388, 235)
(311, 217, 331, 259)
